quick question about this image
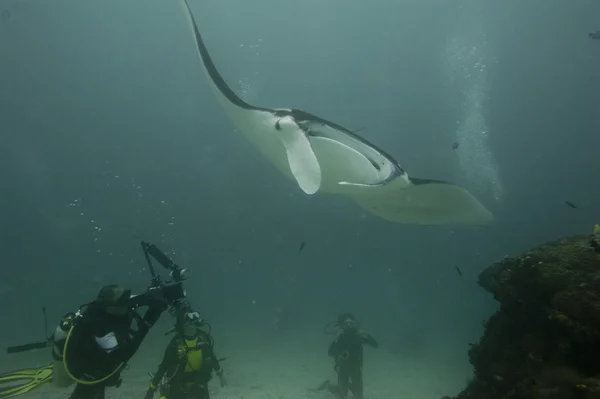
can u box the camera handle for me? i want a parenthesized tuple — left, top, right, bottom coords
(140, 241, 190, 286)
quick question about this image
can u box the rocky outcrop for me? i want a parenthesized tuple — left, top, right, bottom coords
(447, 234, 600, 399)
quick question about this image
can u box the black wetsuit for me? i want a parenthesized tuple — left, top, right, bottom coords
(64, 304, 155, 399)
(590, 31, 600, 40)
(327, 330, 378, 399)
(150, 331, 222, 399)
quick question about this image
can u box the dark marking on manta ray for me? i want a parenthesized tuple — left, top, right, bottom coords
(370, 160, 381, 171)
(275, 121, 281, 130)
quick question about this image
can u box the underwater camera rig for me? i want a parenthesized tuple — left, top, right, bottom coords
(137, 240, 189, 309)
(6, 240, 190, 355)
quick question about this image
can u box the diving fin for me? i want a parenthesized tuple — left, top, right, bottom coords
(0, 364, 53, 398)
(307, 380, 331, 392)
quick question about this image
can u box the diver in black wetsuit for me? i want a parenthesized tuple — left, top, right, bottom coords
(590, 31, 600, 39)
(314, 313, 378, 399)
(144, 310, 226, 399)
(59, 284, 168, 399)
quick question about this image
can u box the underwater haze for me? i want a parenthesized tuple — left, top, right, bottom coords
(1, 0, 599, 398)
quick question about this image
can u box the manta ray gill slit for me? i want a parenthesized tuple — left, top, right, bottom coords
(370, 161, 381, 171)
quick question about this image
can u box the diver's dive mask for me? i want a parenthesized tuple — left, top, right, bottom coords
(340, 318, 359, 332)
(336, 312, 359, 332)
(182, 311, 203, 339)
(185, 311, 202, 323)
(96, 285, 133, 316)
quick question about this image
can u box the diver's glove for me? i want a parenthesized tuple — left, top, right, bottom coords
(135, 316, 151, 336)
(121, 316, 152, 363)
(142, 297, 169, 328)
(105, 374, 123, 388)
(142, 307, 163, 329)
(216, 369, 226, 387)
(357, 331, 378, 348)
(144, 385, 156, 399)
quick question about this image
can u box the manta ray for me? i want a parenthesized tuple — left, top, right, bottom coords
(179, 0, 494, 226)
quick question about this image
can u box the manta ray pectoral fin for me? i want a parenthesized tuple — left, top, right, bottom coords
(277, 122, 322, 195)
(348, 177, 494, 226)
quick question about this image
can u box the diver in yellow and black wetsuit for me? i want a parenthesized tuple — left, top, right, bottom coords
(144, 310, 226, 399)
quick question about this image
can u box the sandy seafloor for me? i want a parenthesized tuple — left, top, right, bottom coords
(3, 324, 473, 399)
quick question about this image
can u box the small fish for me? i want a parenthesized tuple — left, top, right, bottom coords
(298, 241, 306, 252)
(564, 200, 577, 209)
(455, 266, 463, 277)
(451, 142, 459, 150)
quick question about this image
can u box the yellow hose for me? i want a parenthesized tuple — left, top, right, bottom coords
(62, 321, 124, 385)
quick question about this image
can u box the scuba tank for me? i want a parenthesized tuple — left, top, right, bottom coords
(51, 312, 76, 361)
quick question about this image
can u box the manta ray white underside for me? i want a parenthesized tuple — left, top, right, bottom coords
(179, 0, 494, 226)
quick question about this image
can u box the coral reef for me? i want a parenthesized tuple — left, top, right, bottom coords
(447, 234, 600, 399)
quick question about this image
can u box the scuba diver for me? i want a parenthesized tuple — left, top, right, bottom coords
(590, 31, 600, 39)
(0, 284, 168, 399)
(61, 284, 168, 399)
(144, 307, 225, 399)
(312, 313, 378, 399)
(144, 307, 226, 399)
(2, 241, 189, 399)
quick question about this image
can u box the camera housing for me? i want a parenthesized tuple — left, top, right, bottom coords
(162, 281, 186, 303)
(129, 281, 185, 309)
